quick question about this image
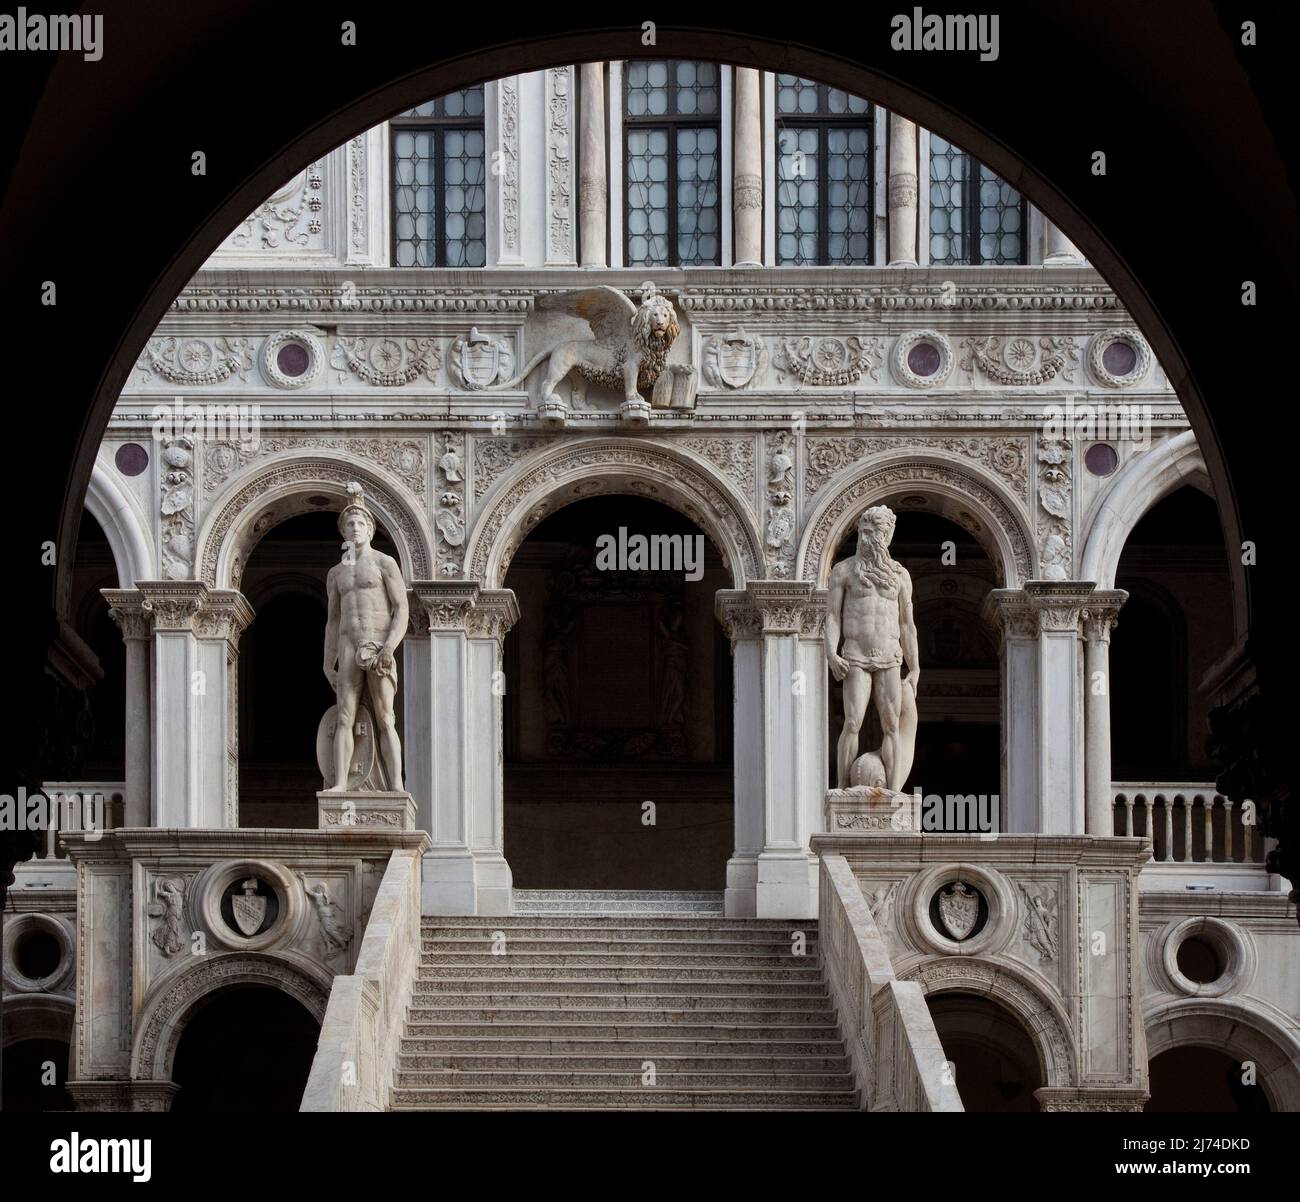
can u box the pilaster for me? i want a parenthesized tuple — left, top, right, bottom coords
(102, 589, 153, 827)
(578, 63, 608, 268)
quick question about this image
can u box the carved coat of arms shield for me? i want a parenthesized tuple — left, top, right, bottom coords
(719, 333, 760, 388)
(232, 878, 267, 936)
(937, 881, 980, 941)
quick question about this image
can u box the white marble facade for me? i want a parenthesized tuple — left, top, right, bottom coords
(9, 63, 1295, 1113)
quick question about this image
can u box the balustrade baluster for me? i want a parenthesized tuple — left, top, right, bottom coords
(1223, 798, 1234, 862)
(1162, 795, 1174, 863)
(1202, 793, 1214, 862)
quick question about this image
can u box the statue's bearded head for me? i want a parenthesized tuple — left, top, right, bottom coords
(854, 506, 899, 590)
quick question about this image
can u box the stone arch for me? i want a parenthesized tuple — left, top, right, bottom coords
(463, 437, 763, 589)
(905, 956, 1078, 1089)
(1145, 996, 1300, 1112)
(85, 462, 155, 586)
(1079, 431, 1214, 590)
(797, 453, 1035, 587)
(1, 993, 75, 1048)
(131, 950, 330, 1083)
(195, 452, 435, 590)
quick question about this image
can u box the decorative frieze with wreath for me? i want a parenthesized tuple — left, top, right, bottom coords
(135, 336, 254, 386)
(958, 335, 1079, 385)
(329, 335, 441, 386)
(203, 437, 427, 498)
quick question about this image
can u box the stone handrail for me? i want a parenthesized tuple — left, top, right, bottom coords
(1112, 783, 1265, 864)
(301, 847, 422, 1111)
(818, 854, 963, 1112)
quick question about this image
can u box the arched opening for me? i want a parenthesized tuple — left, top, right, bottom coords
(1, 1037, 73, 1111)
(827, 505, 1000, 807)
(238, 509, 401, 828)
(928, 992, 1043, 1112)
(1111, 486, 1232, 782)
(502, 494, 732, 888)
(169, 986, 321, 1112)
(70, 509, 124, 783)
(1146, 1046, 1271, 1113)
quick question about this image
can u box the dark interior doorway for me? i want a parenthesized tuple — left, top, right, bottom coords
(502, 495, 732, 888)
(2, 1037, 73, 1111)
(1146, 1045, 1271, 1112)
(928, 992, 1042, 1112)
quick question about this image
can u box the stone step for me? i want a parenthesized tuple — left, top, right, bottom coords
(511, 890, 726, 917)
(401, 1021, 844, 1040)
(420, 952, 819, 969)
(420, 923, 815, 942)
(398, 1036, 846, 1057)
(420, 936, 817, 954)
(403, 1005, 836, 1024)
(407, 991, 831, 1011)
(397, 1052, 851, 1072)
(393, 1069, 854, 1089)
(412, 965, 824, 984)
(389, 1086, 858, 1109)
(413, 977, 827, 997)
(421, 916, 800, 931)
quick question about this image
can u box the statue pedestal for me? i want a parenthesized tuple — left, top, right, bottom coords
(317, 790, 418, 831)
(825, 786, 918, 834)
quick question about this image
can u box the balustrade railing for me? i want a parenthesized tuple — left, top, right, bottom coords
(31, 782, 124, 859)
(1111, 783, 1264, 865)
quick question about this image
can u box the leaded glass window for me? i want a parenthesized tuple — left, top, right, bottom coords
(928, 134, 1025, 265)
(390, 87, 486, 267)
(776, 76, 873, 265)
(624, 61, 720, 266)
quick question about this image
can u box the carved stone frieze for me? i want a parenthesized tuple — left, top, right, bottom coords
(473, 436, 553, 500)
(329, 335, 441, 386)
(774, 334, 882, 387)
(545, 67, 575, 264)
(763, 432, 797, 579)
(435, 433, 467, 577)
(348, 136, 368, 256)
(159, 438, 195, 580)
(803, 435, 1029, 504)
(678, 436, 756, 501)
(676, 283, 1123, 312)
(135, 336, 254, 385)
(498, 76, 521, 258)
(222, 163, 325, 251)
(959, 335, 1079, 385)
(204, 436, 427, 498)
(1036, 437, 1073, 579)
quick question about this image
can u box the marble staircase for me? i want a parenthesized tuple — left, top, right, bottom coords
(389, 891, 858, 1110)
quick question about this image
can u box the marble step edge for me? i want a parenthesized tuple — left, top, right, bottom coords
(412, 981, 828, 995)
(388, 1089, 859, 1109)
(393, 1072, 854, 1088)
(396, 1053, 851, 1068)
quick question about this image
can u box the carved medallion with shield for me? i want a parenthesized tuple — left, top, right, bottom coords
(934, 880, 983, 941)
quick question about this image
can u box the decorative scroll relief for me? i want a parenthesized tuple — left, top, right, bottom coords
(435, 434, 467, 578)
(159, 439, 195, 580)
(764, 432, 797, 579)
(701, 328, 769, 390)
(348, 136, 368, 256)
(677, 436, 757, 500)
(329, 336, 441, 386)
(804, 436, 1030, 506)
(221, 162, 326, 251)
(498, 76, 521, 258)
(545, 66, 575, 264)
(801, 459, 1034, 586)
(473, 436, 554, 501)
(135, 336, 254, 386)
(203, 437, 427, 498)
(774, 334, 883, 387)
(958, 335, 1079, 385)
(1036, 438, 1073, 579)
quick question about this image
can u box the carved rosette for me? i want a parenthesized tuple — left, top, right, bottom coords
(959, 335, 1079, 385)
(135, 336, 254, 385)
(329, 335, 441, 386)
(774, 334, 882, 387)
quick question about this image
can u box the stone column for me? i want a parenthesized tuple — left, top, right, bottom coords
(716, 583, 825, 918)
(732, 66, 763, 267)
(137, 583, 253, 828)
(1028, 582, 1093, 835)
(578, 62, 608, 268)
(466, 590, 519, 914)
(983, 590, 1039, 833)
(102, 589, 152, 827)
(1041, 216, 1083, 265)
(887, 113, 919, 266)
(1082, 591, 1127, 836)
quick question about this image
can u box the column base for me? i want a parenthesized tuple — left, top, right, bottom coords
(421, 848, 479, 915)
(1034, 1086, 1148, 1112)
(756, 849, 818, 919)
(67, 1079, 180, 1112)
(472, 850, 514, 915)
(724, 854, 758, 917)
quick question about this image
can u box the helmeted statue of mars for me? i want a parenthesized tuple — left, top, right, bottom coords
(323, 483, 409, 792)
(825, 505, 920, 792)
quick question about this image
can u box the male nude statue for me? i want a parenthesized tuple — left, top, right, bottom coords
(323, 483, 409, 792)
(825, 505, 920, 791)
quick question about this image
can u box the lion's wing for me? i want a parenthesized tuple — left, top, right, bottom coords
(536, 286, 637, 341)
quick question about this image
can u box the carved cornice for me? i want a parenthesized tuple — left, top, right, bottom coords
(1024, 580, 1095, 635)
(746, 582, 826, 636)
